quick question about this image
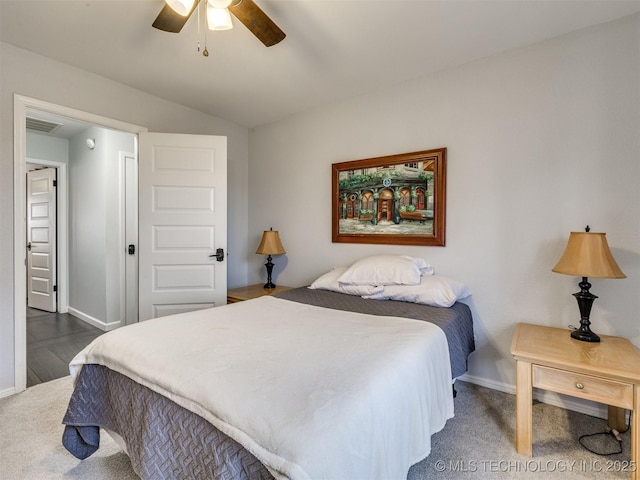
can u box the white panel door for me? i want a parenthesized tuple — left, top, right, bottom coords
(138, 133, 227, 320)
(27, 168, 57, 312)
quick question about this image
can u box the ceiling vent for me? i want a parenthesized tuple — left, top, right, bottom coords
(26, 117, 62, 134)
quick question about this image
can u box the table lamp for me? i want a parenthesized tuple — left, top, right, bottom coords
(255, 228, 286, 289)
(552, 226, 626, 342)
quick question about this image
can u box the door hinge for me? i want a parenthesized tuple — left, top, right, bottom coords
(53, 285, 57, 292)
(53, 180, 57, 187)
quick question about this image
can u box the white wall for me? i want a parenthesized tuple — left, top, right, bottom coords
(68, 126, 108, 323)
(67, 126, 134, 330)
(26, 131, 69, 162)
(249, 15, 640, 396)
(0, 43, 250, 393)
(102, 129, 136, 328)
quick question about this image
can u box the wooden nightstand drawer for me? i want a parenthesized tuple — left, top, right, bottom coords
(533, 365, 634, 410)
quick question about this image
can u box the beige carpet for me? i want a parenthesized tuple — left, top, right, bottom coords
(412, 382, 632, 479)
(0, 376, 137, 480)
(0, 377, 632, 479)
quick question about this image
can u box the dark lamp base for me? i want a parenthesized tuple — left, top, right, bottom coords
(262, 255, 276, 290)
(571, 327, 600, 343)
(570, 277, 600, 343)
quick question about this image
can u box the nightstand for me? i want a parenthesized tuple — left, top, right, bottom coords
(511, 323, 640, 479)
(226, 284, 294, 304)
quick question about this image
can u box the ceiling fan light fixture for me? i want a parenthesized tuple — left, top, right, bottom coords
(208, 0, 233, 7)
(207, 4, 233, 30)
(165, 0, 195, 16)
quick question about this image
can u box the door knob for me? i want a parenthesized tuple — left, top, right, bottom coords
(210, 248, 225, 262)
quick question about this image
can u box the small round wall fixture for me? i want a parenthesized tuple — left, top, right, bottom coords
(86, 138, 96, 150)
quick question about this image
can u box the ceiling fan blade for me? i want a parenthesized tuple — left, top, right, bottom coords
(152, 0, 201, 33)
(229, 0, 285, 47)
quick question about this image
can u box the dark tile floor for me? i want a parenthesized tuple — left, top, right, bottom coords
(27, 307, 105, 387)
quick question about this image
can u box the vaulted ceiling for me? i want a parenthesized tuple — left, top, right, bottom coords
(2, 0, 639, 128)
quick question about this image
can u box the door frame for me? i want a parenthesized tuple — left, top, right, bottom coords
(123, 152, 139, 325)
(13, 94, 147, 393)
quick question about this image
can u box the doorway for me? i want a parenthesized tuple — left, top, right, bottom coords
(14, 95, 229, 394)
(14, 95, 147, 392)
(25, 157, 68, 314)
(26, 166, 57, 313)
(377, 189, 394, 222)
(25, 110, 138, 329)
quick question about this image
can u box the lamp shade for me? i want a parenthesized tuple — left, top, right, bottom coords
(256, 230, 286, 255)
(552, 232, 626, 279)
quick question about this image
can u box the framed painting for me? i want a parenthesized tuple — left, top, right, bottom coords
(332, 148, 446, 246)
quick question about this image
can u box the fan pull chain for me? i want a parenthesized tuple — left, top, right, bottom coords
(194, 1, 209, 57)
(201, 0, 209, 56)
(196, 1, 201, 53)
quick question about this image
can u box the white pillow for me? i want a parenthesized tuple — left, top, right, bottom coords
(337, 255, 431, 286)
(308, 267, 384, 296)
(420, 264, 435, 276)
(362, 275, 471, 308)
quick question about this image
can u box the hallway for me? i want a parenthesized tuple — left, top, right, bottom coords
(27, 308, 104, 387)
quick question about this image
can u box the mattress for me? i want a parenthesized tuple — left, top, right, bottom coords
(63, 289, 474, 480)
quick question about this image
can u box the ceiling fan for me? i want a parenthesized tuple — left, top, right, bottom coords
(152, 0, 286, 47)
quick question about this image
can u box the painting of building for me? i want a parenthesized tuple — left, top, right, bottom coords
(338, 160, 434, 235)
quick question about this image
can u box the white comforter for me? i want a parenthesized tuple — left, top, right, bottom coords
(70, 296, 454, 480)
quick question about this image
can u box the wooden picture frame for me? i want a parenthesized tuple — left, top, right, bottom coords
(332, 148, 446, 246)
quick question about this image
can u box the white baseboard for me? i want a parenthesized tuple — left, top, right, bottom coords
(0, 386, 16, 399)
(67, 307, 121, 332)
(459, 373, 610, 421)
(458, 373, 516, 395)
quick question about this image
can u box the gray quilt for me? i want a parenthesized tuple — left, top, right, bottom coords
(63, 364, 274, 480)
(62, 288, 474, 478)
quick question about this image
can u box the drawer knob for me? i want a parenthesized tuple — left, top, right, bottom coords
(575, 382, 584, 390)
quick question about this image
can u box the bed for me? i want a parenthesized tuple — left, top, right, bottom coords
(62, 257, 474, 480)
